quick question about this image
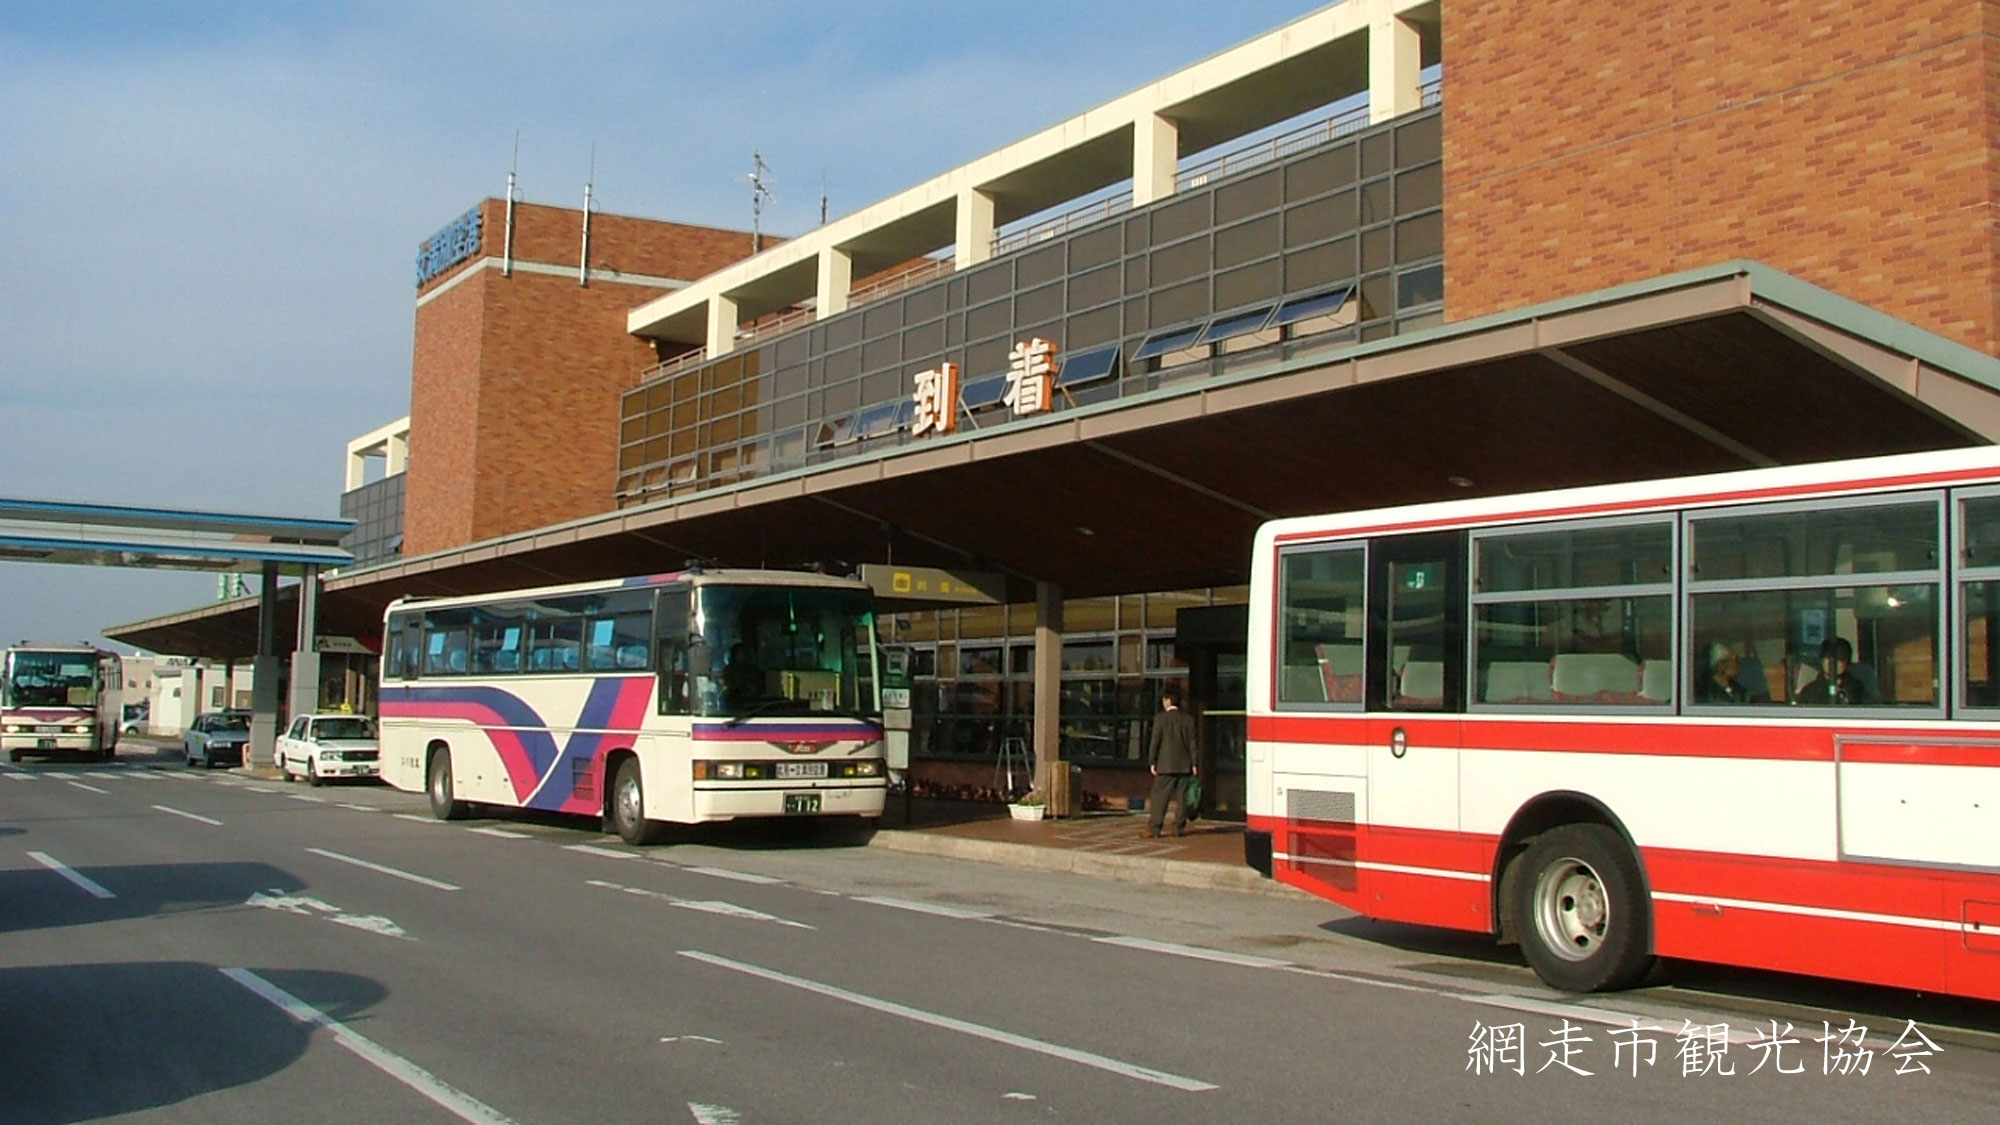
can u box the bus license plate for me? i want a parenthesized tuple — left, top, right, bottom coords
(776, 762, 828, 779)
(36, 739, 55, 749)
(784, 793, 821, 815)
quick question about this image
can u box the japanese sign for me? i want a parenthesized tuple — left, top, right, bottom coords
(910, 362, 960, 436)
(415, 207, 483, 288)
(1467, 1017, 1943, 1078)
(1004, 337, 1060, 417)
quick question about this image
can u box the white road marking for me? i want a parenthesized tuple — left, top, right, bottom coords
(158, 772, 199, 781)
(679, 950, 1218, 1092)
(394, 814, 444, 825)
(659, 1035, 724, 1044)
(1002, 1092, 1038, 1101)
(87, 771, 126, 780)
(1093, 935, 1291, 970)
(246, 891, 411, 940)
(4, 772, 34, 781)
(686, 1104, 743, 1125)
(222, 968, 516, 1123)
(244, 786, 278, 794)
(126, 771, 168, 780)
(67, 781, 108, 794)
(288, 794, 328, 803)
(336, 803, 377, 812)
(565, 844, 635, 859)
(153, 804, 223, 826)
(852, 895, 994, 920)
(307, 848, 461, 891)
(27, 851, 115, 899)
(587, 879, 814, 929)
(468, 827, 529, 838)
(681, 866, 782, 885)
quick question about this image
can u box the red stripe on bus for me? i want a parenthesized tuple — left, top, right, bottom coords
(1248, 714, 1834, 761)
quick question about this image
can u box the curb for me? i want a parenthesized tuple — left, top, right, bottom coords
(867, 829, 1307, 899)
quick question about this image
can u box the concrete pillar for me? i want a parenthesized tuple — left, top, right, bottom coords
(289, 566, 323, 727)
(250, 562, 281, 769)
(817, 247, 853, 319)
(344, 448, 366, 491)
(1031, 582, 1062, 797)
(706, 294, 740, 358)
(385, 431, 408, 476)
(954, 187, 995, 269)
(1133, 113, 1180, 207)
(1369, 8, 1423, 124)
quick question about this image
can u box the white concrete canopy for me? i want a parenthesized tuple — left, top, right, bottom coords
(628, 0, 1440, 351)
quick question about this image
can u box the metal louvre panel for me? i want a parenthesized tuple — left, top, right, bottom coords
(1287, 787, 1355, 824)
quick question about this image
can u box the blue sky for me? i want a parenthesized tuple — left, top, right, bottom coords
(0, 0, 1330, 648)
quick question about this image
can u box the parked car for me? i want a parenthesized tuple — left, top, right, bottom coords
(277, 713, 380, 786)
(121, 701, 149, 735)
(182, 710, 251, 768)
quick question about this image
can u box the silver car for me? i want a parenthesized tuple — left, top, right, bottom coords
(182, 710, 251, 768)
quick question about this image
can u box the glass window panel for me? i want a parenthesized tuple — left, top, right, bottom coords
(1387, 557, 1450, 711)
(1477, 522, 1672, 594)
(1278, 546, 1366, 705)
(1689, 586, 1937, 707)
(1962, 495, 2000, 568)
(1133, 325, 1206, 361)
(1054, 345, 1118, 388)
(1691, 501, 1939, 582)
(1062, 639, 1115, 672)
(1474, 596, 1671, 706)
(1197, 307, 1274, 346)
(1066, 598, 1116, 632)
(1397, 264, 1444, 310)
(1275, 287, 1353, 327)
(958, 645, 1003, 676)
(1962, 578, 2000, 707)
(959, 375, 1009, 411)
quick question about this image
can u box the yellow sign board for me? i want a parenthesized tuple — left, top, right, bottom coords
(859, 564, 1005, 607)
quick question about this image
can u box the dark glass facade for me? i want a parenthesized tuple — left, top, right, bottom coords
(340, 473, 405, 567)
(617, 107, 1445, 503)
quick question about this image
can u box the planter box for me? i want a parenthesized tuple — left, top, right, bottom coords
(1008, 803, 1046, 822)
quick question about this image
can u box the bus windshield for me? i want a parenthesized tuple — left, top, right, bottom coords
(693, 584, 878, 720)
(2, 652, 99, 709)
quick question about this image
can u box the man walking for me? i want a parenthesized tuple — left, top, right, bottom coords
(1145, 688, 1198, 838)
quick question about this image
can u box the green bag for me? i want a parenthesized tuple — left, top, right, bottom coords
(1182, 775, 1203, 822)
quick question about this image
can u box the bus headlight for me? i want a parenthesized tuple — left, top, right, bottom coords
(693, 761, 747, 780)
(839, 760, 884, 778)
(69, 724, 93, 734)
(3, 723, 27, 734)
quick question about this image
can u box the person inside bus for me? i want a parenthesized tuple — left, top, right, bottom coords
(722, 642, 765, 709)
(1794, 636, 1877, 704)
(1698, 641, 1752, 704)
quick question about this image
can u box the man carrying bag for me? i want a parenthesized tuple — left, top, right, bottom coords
(1144, 688, 1199, 838)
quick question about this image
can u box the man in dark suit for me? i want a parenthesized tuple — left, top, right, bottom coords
(1145, 688, 1199, 838)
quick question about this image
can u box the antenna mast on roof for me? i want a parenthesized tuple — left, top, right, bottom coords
(749, 151, 774, 253)
(579, 141, 595, 287)
(503, 130, 519, 277)
(819, 168, 829, 226)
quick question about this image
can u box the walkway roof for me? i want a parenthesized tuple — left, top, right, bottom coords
(107, 261, 2000, 655)
(0, 499, 351, 574)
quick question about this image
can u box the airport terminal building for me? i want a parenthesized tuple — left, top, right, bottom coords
(117, 0, 2000, 812)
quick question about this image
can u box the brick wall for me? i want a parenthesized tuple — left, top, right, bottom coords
(404, 199, 760, 557)
(1446, 0, 1999, 354)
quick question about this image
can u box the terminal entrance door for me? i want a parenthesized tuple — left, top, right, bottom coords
(1177, 604, 1248, 819)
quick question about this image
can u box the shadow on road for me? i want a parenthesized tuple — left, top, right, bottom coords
(0, 961, 387, 1125)
(0, 861, 303, 936)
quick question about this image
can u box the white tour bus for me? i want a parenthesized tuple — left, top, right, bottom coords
(2, 644, 121, 762)
(379, 568, 886, 842)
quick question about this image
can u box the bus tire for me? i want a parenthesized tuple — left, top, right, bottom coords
(1514, 823, 1653, 993)
(427, 747, 469, 821)
(611, 759, 665, 846)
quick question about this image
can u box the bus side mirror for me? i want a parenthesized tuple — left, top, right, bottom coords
(687, 638, 713, 678)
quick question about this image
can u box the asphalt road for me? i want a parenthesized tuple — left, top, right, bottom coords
(3, 742, 1996, 1123)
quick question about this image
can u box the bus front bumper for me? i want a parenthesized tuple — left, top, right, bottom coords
(690, 782, 887, 821)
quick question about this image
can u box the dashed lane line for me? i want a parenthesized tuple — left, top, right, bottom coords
(306, 848, 461, 892)
(152, 804, 223, 826)
(27, 851, 115, 899)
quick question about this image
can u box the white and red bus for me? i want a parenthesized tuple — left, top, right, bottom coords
(379, 568, 886, 842)
(2, 644, 122, 762)
(1245, 446, 2000, 1001)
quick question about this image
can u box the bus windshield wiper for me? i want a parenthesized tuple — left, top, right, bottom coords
(723, 698, 797, 726)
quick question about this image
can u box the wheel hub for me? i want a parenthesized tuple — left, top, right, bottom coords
(1535, 858, 1609, 961)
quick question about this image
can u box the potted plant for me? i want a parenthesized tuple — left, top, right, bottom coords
(1008, 792, 1047, 821)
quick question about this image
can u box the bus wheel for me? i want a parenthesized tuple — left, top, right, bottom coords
(1514, 824, 1653, 993)
(611, 759, 665, 846)
(427, 748, 469, 821)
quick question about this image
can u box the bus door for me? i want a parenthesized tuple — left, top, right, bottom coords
(1365, 531, 1467, 869)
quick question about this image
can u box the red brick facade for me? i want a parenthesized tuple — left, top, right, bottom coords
(404, 201, 758, 556)
(1445, 0, 2000, 355)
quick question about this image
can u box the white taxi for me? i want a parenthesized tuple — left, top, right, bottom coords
(277, 713, 381, 786)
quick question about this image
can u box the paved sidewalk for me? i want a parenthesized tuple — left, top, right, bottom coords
(868, 795, 1292, 896)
